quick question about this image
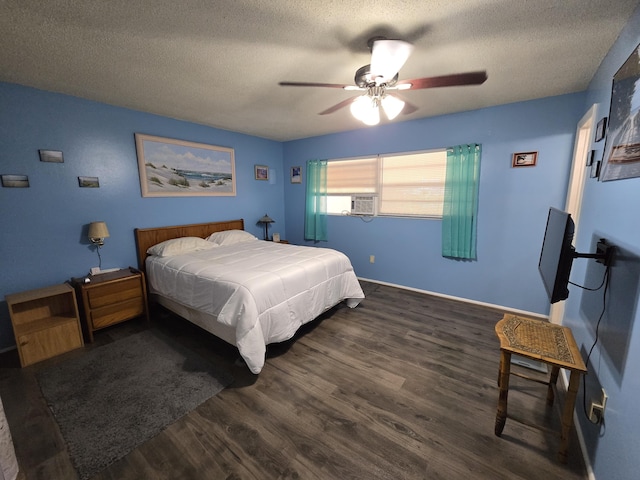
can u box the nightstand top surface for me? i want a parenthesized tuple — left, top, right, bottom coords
(85, 267, 140, 286)
(5, 283, 73, 304)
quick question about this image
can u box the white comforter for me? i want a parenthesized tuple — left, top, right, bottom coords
(146, 240, 364, 373)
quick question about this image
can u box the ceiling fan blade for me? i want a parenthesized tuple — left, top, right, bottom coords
(319, 97, 357, 115)
(370, 39, 414, 82)
(279, 81, 351, 89)
(397, 71, 487, 89)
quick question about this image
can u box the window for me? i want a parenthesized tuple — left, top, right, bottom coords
(326, 150, 446, 218)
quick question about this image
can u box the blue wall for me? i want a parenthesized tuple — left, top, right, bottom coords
(283, 93, 586, 314)
(0, 83, 284, 349)
(563, 5, 640, 480)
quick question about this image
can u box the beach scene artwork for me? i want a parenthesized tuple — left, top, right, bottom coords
(601, 43, 640, 181)
(135, 134, 236, 197)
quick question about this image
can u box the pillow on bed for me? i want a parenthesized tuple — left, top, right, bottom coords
(206, 229, 258, 246)
(147, 237, 217, 257)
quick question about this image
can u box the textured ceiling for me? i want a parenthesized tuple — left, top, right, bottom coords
(1, 0, 638, 141)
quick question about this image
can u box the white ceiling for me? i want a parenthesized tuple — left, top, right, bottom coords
(1, 0, 638, 141)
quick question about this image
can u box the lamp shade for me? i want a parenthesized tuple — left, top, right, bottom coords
(350, 95, 380, 126)
(381, 95, 405, 120)
(370, 39, 414, 83)
(88, 221, 110, 245)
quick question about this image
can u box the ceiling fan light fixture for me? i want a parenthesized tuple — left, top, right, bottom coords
(370, 39, 414, 82)
(381, 95, 405, 120)
(350, 95, 380, 125)
(363, 105, 380, 125)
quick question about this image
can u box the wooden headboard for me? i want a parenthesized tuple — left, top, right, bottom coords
(134, 219, 245, 272)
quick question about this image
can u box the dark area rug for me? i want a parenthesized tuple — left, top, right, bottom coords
(36, 329, 233, 480)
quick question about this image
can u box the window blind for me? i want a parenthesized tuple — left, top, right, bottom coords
(327, 157, 377, 194)
(380, 151, 446, 216)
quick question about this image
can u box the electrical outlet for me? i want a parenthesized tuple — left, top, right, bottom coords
(369, 255, 375, 264)
(589, 388, 608, 423)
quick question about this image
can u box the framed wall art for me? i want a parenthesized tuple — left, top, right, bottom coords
(1, 174, 29, 188)
(254, 165, 269, 180)
(512, 151, 537, 167)
(594, 117, 607, 142)
(600, 42, 640, 182)
(135, 133, 236, 197)
(39, 150, 64, 163)
(78, 176, 100, 188)
(290, 166, 302, 184)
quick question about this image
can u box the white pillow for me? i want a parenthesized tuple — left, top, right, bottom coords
(206, 229, 258, 246)
(147, 237, 217, 257)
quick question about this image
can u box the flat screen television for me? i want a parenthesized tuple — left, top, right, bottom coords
(538, 207, 576, 303)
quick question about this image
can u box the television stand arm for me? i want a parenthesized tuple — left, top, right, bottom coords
(573, 239, 614, 266)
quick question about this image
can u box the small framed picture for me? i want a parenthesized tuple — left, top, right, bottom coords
(590, 160, 601, 179)
(39, 149, 64, 163)
(586, 150, 596, 167)
(290, 166, 302, 184)
(78, 176, 100, 188)
(254, 165, 269, 180)
(595, 117, 607, 142)
(1, 174, 30, 188)
(512, 151, 538, 167)
(272, 233, 281, 243)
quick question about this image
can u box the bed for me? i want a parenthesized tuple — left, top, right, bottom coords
(134, 219, 364, 373)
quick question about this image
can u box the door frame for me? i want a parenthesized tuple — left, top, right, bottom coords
(548, 104, 597, 325)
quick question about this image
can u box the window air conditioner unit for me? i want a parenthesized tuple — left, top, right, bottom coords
(351, 195, 377, 216)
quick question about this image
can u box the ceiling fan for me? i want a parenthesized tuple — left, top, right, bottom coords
(279, 38, 487, 125)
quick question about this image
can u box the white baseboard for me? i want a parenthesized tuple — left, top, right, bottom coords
(559, 370, 597, 480)
(357, 277, 548, 320)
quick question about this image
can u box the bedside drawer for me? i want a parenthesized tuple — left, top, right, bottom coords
(86, 277, 142, 309)
(75, 268, 149, 342)
(90, 297, 145, 330)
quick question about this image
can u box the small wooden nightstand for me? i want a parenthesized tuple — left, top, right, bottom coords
(5, 283, 84, 367)
(74, 267, 149, 342)
(274, 240, 290, 244)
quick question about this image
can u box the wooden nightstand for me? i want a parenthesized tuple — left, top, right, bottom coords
(74, 267, 149, 342)
(5, 283, 84, 367)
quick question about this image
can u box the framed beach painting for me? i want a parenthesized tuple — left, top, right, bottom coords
(135, 133, 236, 197)
(600, 42, 640, 182)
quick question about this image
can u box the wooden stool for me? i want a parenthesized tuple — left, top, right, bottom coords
(494, 314, 587, 463)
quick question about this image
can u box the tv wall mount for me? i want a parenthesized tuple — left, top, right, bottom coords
(573, 239, 614, 267)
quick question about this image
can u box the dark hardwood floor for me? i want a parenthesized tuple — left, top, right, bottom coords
(0, 281, 588, 479)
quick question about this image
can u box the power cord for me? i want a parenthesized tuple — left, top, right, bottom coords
(576, 265, 611, 423)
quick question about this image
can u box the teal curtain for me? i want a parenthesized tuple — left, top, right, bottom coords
(442, 144, 481, 259)
(304, 159, 328, 242)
